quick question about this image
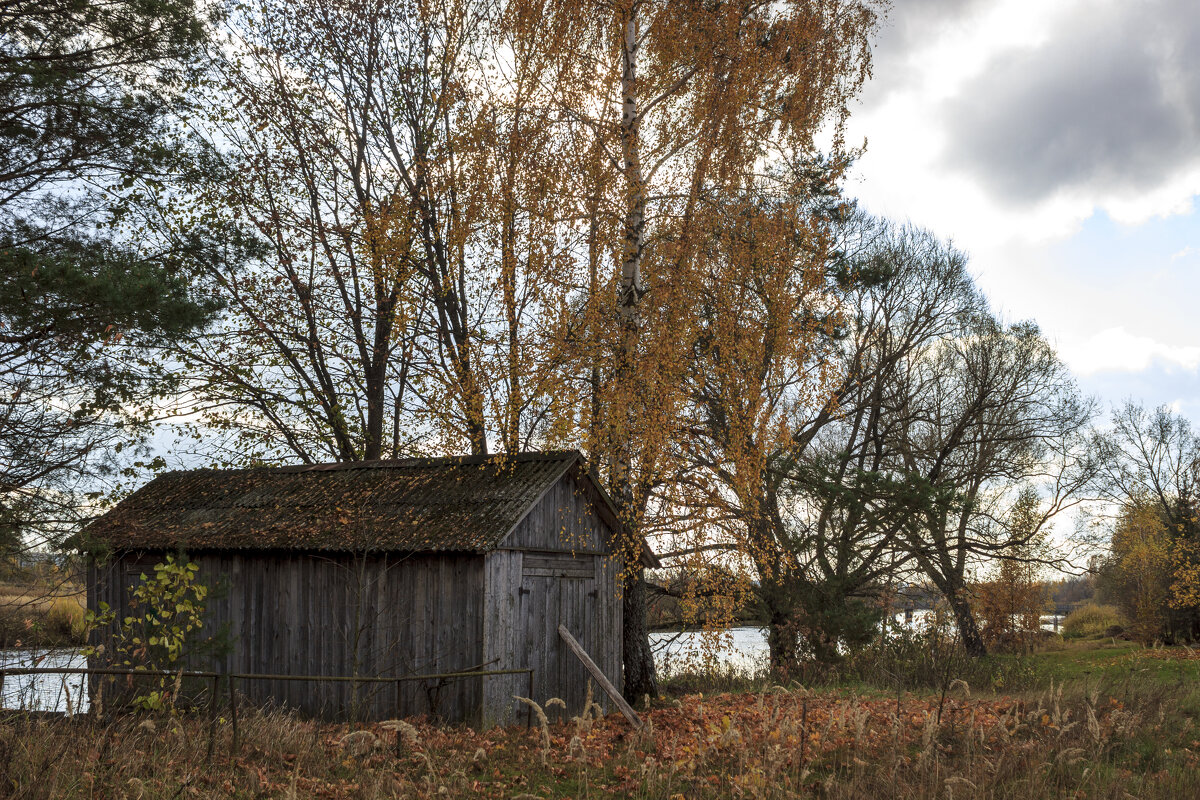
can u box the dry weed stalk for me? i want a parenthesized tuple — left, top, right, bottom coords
(285, 757, 299, 800)
(514, 696, 553, 764)
(919, 711, 940, 763)
(570, 681, 600, 737)
(1086, 700, 1103, 744)
(944, 774, 977, 800)
(338, 729, 378, 757)
(850, 704, 870, 743)
(568, 734, 585, 759)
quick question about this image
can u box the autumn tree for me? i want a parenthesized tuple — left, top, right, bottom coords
(692, 220, 1099, 665)
(153, 0, 590, 465)
(669, 220, 986, 670)
(147, 0, 883, 697)
(894, 317, 1100, 656)
(662, 182, 854, 671)
(1098, 403, 1200, 640)
(1100, 502, 1174, 643)
(778, 220, 991, 665)
(533, 0, 882, 697)
(973, 489, 1050, 647)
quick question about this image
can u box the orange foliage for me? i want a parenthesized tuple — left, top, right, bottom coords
(1169, 538, 1200, 612)
(974, 497, 1048, 647)
(974, 562, 1047, 646)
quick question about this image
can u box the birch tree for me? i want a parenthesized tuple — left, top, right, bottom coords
(535, 0, 881, 696)
(147, 0, 882, 695)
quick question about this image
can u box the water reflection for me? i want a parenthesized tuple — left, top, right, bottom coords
(0, 649, 87, 713)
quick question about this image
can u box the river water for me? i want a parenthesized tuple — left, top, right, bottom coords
(649, 612, 1066, 676)
(0, 649, 88, 714)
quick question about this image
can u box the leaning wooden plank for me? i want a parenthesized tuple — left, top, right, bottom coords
(557, 624, 642, 730)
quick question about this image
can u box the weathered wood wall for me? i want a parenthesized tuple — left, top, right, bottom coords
(88, 468, 626, 727)
(89, 552, 486, 722)
(482, 472, 624, 726)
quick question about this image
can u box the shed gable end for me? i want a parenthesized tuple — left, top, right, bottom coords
(497, 472, 615, 554)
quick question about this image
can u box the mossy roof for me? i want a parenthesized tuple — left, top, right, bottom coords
(84, 450, 648, 558)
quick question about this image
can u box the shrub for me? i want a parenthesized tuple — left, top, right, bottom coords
(1062, 603, 1126, 638)
(831, 623, 1038, 693)
(88, 555, 216, 712)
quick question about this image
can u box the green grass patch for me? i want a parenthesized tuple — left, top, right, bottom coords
(1017, 639, 1200, 688)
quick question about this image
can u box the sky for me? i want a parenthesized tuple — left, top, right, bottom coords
(844, 0, 1200, 420)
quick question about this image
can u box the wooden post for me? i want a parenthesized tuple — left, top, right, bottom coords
(800, 698, 808, 773)
(395, 679, 404, 758)
(207, 675, 218, 762)
(229, 676, 239, 755)
(558, 625, 642, 730)
(527, 669, 534, 728)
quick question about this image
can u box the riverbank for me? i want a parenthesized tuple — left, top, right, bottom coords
(0, 581, 86, 649)
(2, 639, 1197, 798)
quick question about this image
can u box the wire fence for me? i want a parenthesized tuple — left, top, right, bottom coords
(0, 664, 534, 760)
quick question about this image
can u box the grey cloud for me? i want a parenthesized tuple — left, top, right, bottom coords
(939, 0, 1200, 203)
(865, 0, 992, 100)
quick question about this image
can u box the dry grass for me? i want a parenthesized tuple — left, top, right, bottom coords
(0, 583, 86, 647)
(1, 656, 1199, 799)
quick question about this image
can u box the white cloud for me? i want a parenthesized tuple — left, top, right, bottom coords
(1059, 327, 1200, 376)
(845, 0, 1200, 419)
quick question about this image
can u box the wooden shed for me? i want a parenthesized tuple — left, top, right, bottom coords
(84, 450, 652, 725)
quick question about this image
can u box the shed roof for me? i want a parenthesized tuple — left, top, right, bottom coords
(85, 450, 657, 564)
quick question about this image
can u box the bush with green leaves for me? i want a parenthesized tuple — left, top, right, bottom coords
(87, 555, 212, 711)
(1062, 603, 1126, 639)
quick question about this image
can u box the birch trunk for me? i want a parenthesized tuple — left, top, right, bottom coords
(613, 3, 657, 701)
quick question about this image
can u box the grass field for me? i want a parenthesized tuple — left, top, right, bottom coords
(0, 581, 86, 648)
(1, 638, 1198, 798)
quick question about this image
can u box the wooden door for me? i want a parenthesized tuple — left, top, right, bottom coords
(518, 552, 601, 722)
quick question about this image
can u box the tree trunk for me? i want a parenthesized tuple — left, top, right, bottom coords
(765, 609, 797, 678)
(759, 578, 798, 678)
(946, 584, 987, 657)
(622, 567, 658, 701)
(362, 319, 391, 461)
(612, 3, 657, 701)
